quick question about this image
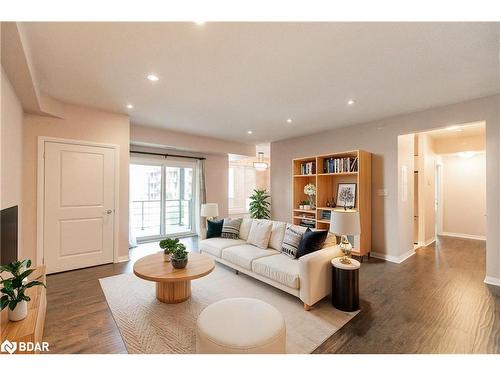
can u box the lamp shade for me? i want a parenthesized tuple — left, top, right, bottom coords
(330, 210, 360, 235)
(201, 203, 219, 218)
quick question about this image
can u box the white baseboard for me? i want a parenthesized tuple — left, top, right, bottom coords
(484, 276, 500, 287)
(117, 255, 130, 263)
(440, 232, 486, 241)
(371, 249, 416, 264)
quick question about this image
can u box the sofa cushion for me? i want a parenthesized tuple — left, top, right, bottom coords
(221, 218, 242, 239)
(207, 219, 224, 238)
(281, 224, 309, 259)
(239, 218, 253, 240)
(199, 238, 246, 258)
(269, 221, 287, 251)
(296, 230, 328, 258)
(222, 244, 279, 270)
(252, 254, 300, 289)
(247, 220, 273, 249)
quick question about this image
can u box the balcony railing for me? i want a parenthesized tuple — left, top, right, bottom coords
(131, 199, 193, 238)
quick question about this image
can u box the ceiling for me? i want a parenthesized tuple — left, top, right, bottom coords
(424, 121, 485, 140)
(21, 22, 500, 143)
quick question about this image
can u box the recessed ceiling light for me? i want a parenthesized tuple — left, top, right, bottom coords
(347, 99, 356, 106)
(126, 104, 134, 109)
(194, 21, 206, 25)
(147, 74, 159, 82)
(446, 125, 460, 131)
(287, 118, 292, 123)
(247, 130, 253, 135)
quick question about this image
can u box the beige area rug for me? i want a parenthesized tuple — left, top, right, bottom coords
(99, 265, 358, 354)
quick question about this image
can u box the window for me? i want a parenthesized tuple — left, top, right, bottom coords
(228, 162, 257, 215)
(130, 160, 196, 241)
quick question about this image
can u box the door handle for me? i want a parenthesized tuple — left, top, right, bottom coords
(105, 209, 113, 215)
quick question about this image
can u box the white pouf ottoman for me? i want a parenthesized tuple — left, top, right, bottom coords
(196, 297, 286, 354)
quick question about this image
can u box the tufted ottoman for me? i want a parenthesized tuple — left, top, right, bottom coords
(196, 297, 286, 354)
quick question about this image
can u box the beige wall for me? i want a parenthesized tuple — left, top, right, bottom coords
(271, 95, 500, 282)
(1, 66, 24, 251)
(442, 152, 486, 238)
(418, 134, 438, 244)
(397, 134, 415, 261)
(130, 145, 229, 218)
(130, 124, 255, 157)
(23, 103, 130, 264)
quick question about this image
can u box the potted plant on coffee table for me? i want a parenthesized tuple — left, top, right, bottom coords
(159, 238, 182, 262)
(171, 243, 188, 269)
(0, 259, 46, 322)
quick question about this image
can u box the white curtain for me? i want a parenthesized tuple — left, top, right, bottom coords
(195, 159, 207, 238)
(129, 213, 137, 248)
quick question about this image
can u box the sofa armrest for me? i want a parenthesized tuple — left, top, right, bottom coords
(298, 245, 343, 306)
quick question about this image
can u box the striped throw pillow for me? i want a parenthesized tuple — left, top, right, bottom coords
(281, 224, 309, 258)
(221, 218, 243, 239)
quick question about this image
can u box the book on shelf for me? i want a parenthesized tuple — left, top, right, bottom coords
(323, 156, 358, 173)
(300, 161, 316, 175)
(299, 219, 316, 228)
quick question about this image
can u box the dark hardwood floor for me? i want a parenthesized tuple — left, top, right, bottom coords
(42, 236, 500, 354)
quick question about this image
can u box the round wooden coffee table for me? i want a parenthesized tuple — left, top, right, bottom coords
(133, 252, 215, 304)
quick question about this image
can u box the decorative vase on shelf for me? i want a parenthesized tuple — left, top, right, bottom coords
(303, 204, 311, 210)
(8, 300, 28, 322)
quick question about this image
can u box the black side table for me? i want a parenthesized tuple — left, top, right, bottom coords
(331, 257, 360, 312)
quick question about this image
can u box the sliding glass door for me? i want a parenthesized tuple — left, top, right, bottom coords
(130, 160, 196, 242)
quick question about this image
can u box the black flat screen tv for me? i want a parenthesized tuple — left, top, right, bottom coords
(0, 205, 18, 266)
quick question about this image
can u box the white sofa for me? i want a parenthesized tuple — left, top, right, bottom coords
(199, 219, 343, 310)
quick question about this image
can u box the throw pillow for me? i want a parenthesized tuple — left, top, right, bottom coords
(221, 218, 243, 239)
(322, 231, 337, 248)
(206, 219, 223, 238)
(239, 218, 253, 240)
(281, 224, 309, 258)
(296, 230, 328, 258)
(247, 220, 273, 249)
(268, 221, 287, 251)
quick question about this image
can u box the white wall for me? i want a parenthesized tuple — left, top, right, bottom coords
(441, 153, 486, 239)
(270, 94, 500, 283)
(1, 66, 24, 250)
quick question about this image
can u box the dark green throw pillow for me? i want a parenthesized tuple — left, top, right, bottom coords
(207, 219, 224, 238)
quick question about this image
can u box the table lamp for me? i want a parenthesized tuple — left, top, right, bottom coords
(330, 210, 360, 264)
(201, 203, 219, 221)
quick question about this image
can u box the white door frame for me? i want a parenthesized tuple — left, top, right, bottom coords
(36, 136, 120, 267)
(435, 163, 443, 236)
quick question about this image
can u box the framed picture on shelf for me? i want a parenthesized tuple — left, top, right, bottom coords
(336, 183, 357, 209)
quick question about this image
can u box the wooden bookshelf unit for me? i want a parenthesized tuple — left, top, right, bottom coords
(292, 150, 372, 257)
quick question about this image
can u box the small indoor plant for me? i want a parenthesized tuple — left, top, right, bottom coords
(303, 200, 311, 210)
(171, 243, 188, 269)
(249, 188, 271, 219)
(159, 238, 181, 262)
(0, 259, 46, 321)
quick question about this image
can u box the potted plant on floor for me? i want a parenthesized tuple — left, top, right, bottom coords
(249, 188, 271, 219)
(159, 238, 181, 262)
(0, 259, 46, 321)
(171, 243, 188, 269)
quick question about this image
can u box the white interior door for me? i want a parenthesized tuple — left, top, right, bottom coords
(43, 141, 116, 273)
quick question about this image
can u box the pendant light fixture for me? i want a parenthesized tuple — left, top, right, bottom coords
(253, 151, 268, 171)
